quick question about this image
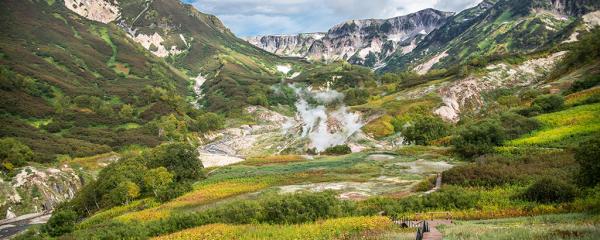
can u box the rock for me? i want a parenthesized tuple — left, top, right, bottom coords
(64, 0, 120, 24)
(247, 9, 453, 67)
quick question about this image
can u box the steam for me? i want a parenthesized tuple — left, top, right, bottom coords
(290, 84, 364, 152)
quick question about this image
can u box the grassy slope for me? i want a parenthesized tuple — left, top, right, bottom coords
(81, 151, 452, 223)
(509, 103, 600, 147)
(440, 213, 600, 240)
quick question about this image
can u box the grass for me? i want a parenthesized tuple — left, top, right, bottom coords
(152, 216, 398, 240)
(95, 153, 449, 223)
(241, 155, 307, 166)
(508, 103, 600, 147)
(440, 213, 600, 240)
(77, 198, 159, 229)
(64, 152, 120, 172)
(565, 87, 600, 106)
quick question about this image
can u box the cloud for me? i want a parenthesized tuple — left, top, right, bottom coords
(183, 0, 482, 37)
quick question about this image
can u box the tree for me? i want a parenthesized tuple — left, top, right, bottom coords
(146, 143, 203, 181)
(110, 181, 140, 205)
(452, 120, 505, 158)
(119, 104, 135, 120)
(156, 114, 187, 140)
(194, 112, 225, 132)
(575, 139, 600, 187)
(44, 209, 77, 237)
(144, 167, 174, 198)
(0, 138, 33, 172)
(401, 115, 450, 145)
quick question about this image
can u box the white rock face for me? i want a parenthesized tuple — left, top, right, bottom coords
(0, 166, 82, 220)
(64, 0, 120, 23)
(434, 51, 567, 122)
(131, 32, 183, 57)
(413, 51, 448, 75)
(248, 9, 453, 67)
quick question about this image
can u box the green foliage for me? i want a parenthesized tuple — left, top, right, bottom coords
(574, 139, 600, 187)
(357, 186, 480, 216)
(145, 143, 203, 181)
(144, 167, 174, 199)
(568, 74, 600, 94)
(323, 145, 352, 155)
(146, 191, 354, 237)
(192, 112, 225, 132)
(401, 115, 450, 145)
(531, 94, 564, 114)
(499, 112, 540, 140)
(109, 181, 141, 205)
(452, 120, 505, 158)
(43, 209, 78, 237)
(0, 137, 33, 172)
(343, 88, 369, 106)
(69, 221, 148, 240)
(444, 151, 576, 187)
(521, 178, 577, 204)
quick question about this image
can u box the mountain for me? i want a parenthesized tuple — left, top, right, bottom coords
(383, 0, 600, 73)
(247, 8, 454, 68)
(0, 0, 287, 219)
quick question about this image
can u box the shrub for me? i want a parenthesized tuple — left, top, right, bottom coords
(0, 138, 33, 172)
(452, 120, 505, 158)
(401, 115, 449, 145)
(499, 113, 540, 139)
(531, 95, 564, 113)
(70, 221, 148, 239)
(569, 74, 600, 93)
(521, 178, 577, 203)
(344, 88, 369, 105)
(193, 112, 225, 132)
(323, 145, 352, 155)
(575, 139, 600, 186)
(43, 209, 78, 237)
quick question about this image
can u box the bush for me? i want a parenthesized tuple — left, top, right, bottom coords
(193, 112, 225, 132)
(575, 139, 600, 186)
(0, 138, 33, 172)
(521, 178, 577, 203)
(323, 145, 352, 155)
(452, 120, 505, 158)
(43, 209, 78, 237)
(531, 95, 564, 113)
(69, 221, 148, 239)
(401, 115, 449, 145)
(344, 88, 369, 106)
(569, 74, 600, 93)
(499, 113, 540, 140)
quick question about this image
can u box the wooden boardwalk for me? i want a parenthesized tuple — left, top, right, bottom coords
(422, 220, 452, 240)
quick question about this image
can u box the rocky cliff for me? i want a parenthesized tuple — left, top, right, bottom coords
(247, 9, 453, 67)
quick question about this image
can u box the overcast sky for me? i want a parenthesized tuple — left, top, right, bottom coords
(182, 0, 483, 37)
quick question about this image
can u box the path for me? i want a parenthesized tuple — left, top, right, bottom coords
(424, 173, 443, 194)
(422, 220, 452, 240)
(0, 213, 51, 239)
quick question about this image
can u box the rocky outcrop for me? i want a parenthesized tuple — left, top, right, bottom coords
(64, 0, 120, 23)
(0, 166, 83, 220)
(247, 9, 453, 67)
